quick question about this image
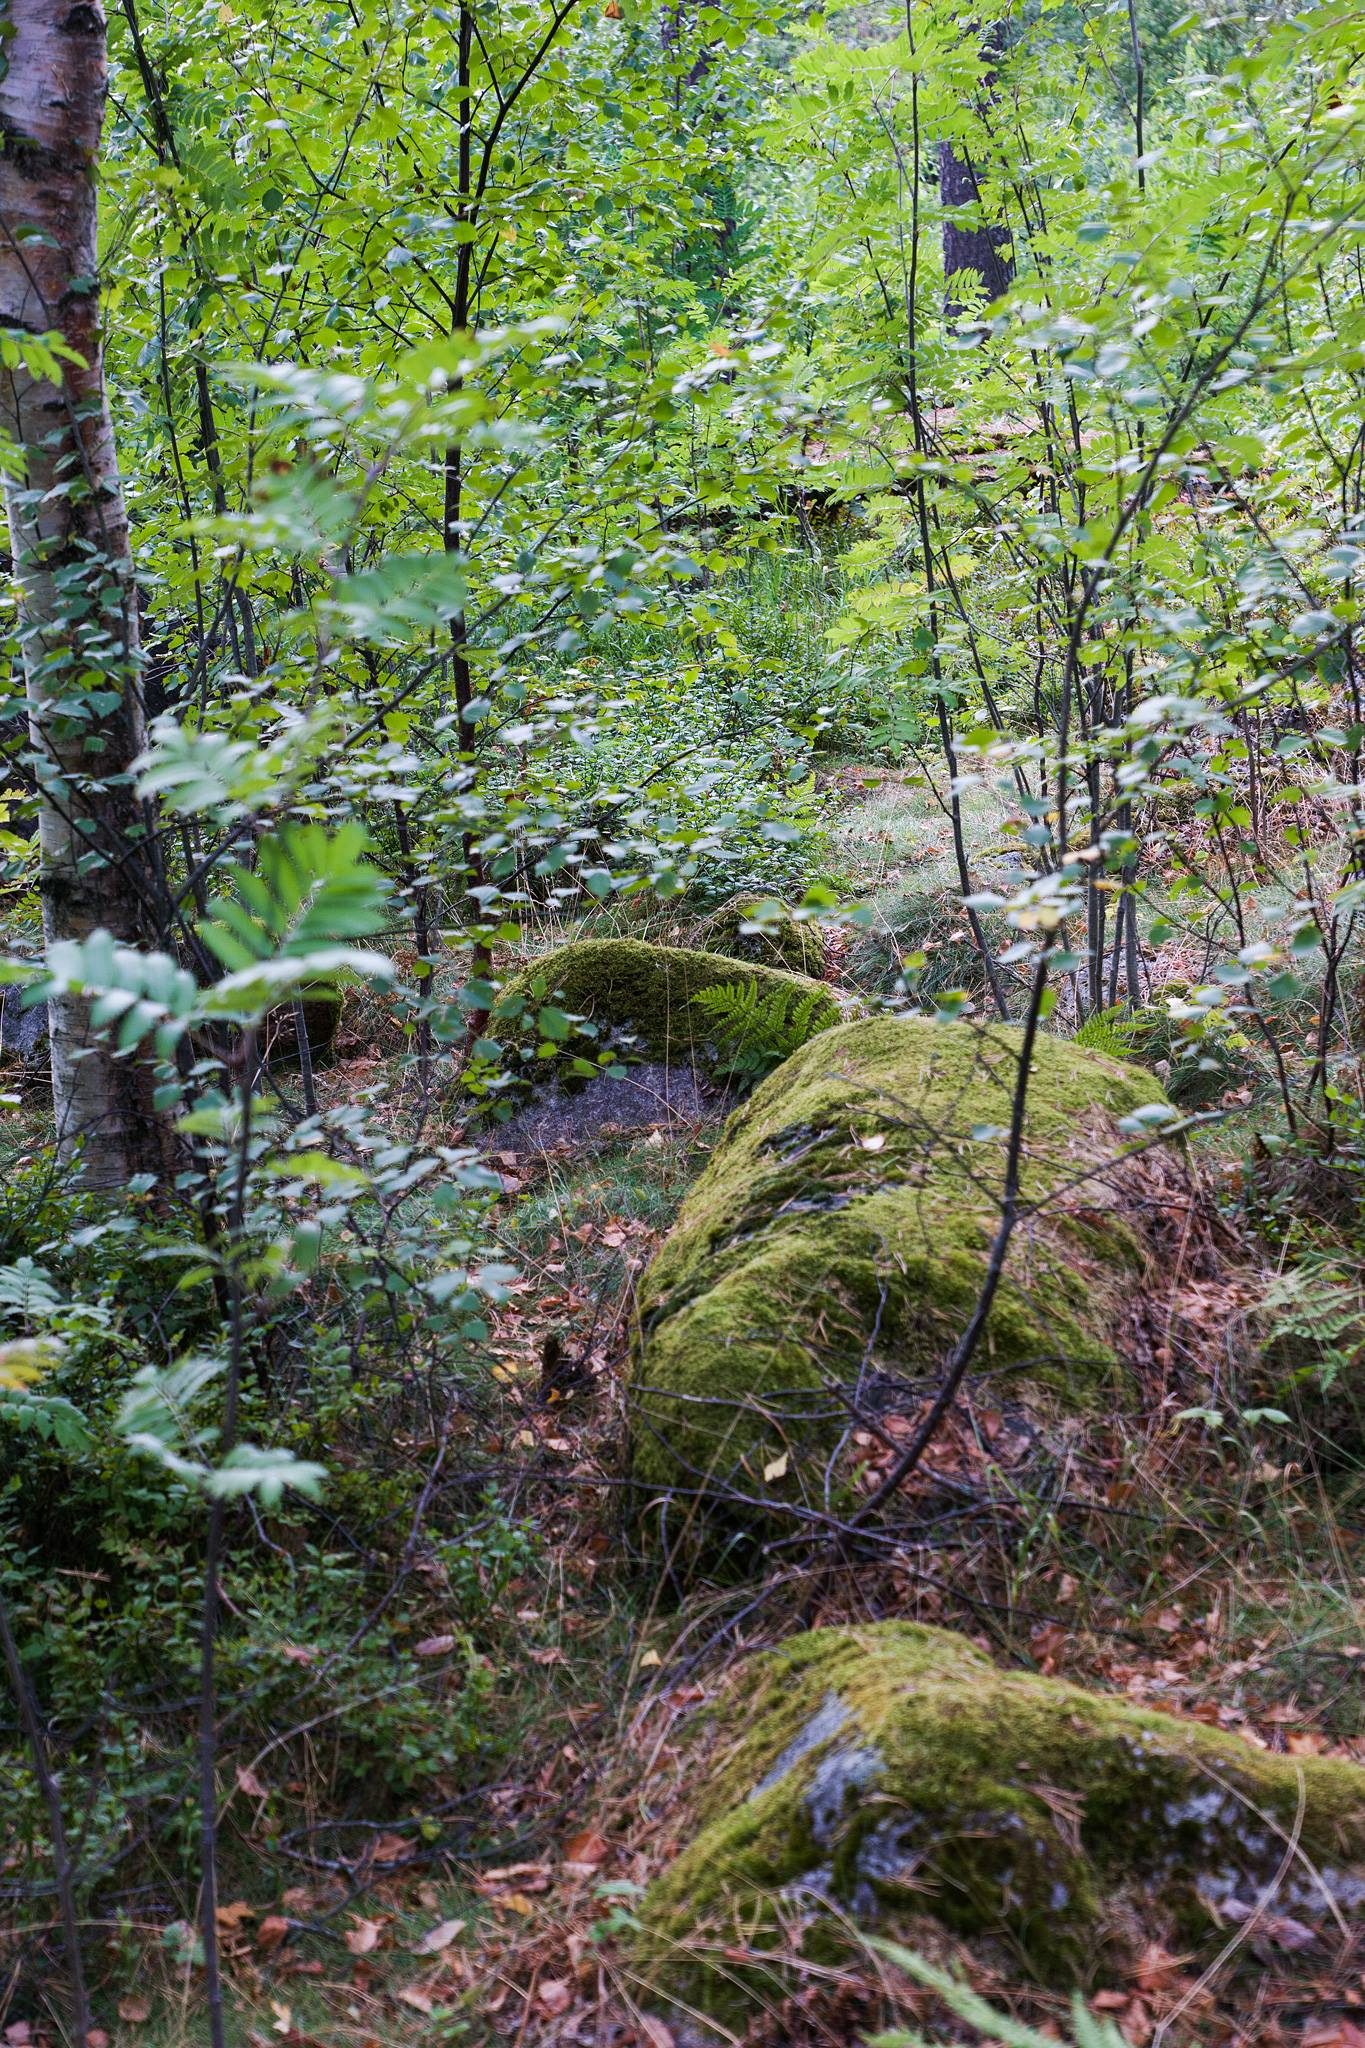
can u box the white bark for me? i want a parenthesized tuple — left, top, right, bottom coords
(0, 0, 170, 1184)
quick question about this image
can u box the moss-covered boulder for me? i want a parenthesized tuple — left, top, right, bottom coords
(692, 896, 826, 979)
(639, 1622, 1365, 2018)
(630, 1017, 1177, 1512)
(491, 939, 840, 1076)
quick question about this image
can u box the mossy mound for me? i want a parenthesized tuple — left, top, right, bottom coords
(629, 1017, 1176, 1515)
(491, 939, 840, 1075)
(639, 1622, 1365, 2018)
(692, 896, 826, 979)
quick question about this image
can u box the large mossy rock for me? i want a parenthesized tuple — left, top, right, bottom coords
(491, 939, 840, 1073)
(639, 1622, 1365, 2017)
(629, 1017, 1177, 1512)
(692, 896, 826, 979)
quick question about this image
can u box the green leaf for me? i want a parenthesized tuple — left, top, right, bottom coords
(317, 553, 468, 647)
(206, 1444, 327, 1505)
(197, 824, 395, 1017)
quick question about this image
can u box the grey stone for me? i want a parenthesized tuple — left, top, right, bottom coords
(751, 1692, 851, 1800)
(0, 987, 48, 1065)
(493, 1060, 723, 1155)
(804, 1745, 884, 1851)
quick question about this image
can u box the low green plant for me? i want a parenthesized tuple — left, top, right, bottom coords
(0, 1514, 532, 1911)
(865, 1937, 1129, 2048)
(1259, 1256, 1361, 1396)
(1123, 1001, 1254, 1108)
(1251, 1251, 1365, 1454)
(1073, 1008, 1141, 1061)
(690, 976, 834, 1080)
(846, 886, 1011, 1007)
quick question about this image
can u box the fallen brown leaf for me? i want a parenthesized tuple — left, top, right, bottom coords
(1119, 1998, 1152, 2048)
(1132, 1942, 1183, 1994)
(257, 1915, 290, 1952)
(410, 1917, 465, 1955)
(478, 1861, 552, 1891)
(369, 1832, 409, 1864)
(344, 1918, 383, 1956)
(537, 1978, 573, 2016)
(562, 1828, 608, 1872)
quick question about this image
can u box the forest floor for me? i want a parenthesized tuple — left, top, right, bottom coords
(13, 772, 1365, 2048)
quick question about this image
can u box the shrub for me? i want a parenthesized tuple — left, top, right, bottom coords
(846, 886, 1012, 1005)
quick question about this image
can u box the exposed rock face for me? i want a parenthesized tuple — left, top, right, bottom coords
(639, 1623, 1365, 2020)
(490, 939, 841, 1078)
(0, 988, 48, 1066)
(691, 897, 826, 979)
(629, 1017, 1181, 1521)
(494, 1061, 719, 1155)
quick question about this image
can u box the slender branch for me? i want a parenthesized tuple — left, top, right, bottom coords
(197, 1033, 254, 2048)
(847, 940, 1054, 1527)
(0, 1581, 90, 2048)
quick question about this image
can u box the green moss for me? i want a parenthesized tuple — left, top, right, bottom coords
(629, 1018, 1171, 1514)
(639, 1622, 1365, 2017)
(491, 939, 841, 1072)
(692, 897, 827, 979)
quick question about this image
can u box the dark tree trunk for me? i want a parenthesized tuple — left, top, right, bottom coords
(939, 23, 1014, 316)
(939, 137, 1015, 313)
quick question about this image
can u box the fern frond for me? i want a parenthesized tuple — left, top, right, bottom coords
(863, 1936, 1129, 2048)
(692, 980, 825, 1082)
(1074, 1007, 1140, 1061)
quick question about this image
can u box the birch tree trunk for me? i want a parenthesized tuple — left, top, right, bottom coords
(0, 0, 171, 1185)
